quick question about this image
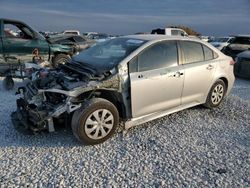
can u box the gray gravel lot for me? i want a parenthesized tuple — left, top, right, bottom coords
(0, 78, 249, 187)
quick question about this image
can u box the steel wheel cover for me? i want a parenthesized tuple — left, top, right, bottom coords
(84, 109, 114, 140)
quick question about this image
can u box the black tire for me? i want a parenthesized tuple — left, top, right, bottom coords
(71, 98, 119, 145)
(52, 54, 71, 68)
(204, 79, 226, 108)
(3, 76, 14, 90)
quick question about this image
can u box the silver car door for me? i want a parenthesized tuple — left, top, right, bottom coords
(180, 41, 217, 105)
(129, 40, 184, 118)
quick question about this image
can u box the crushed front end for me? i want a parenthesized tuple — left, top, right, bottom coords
(11, 61, 121, 134)
(11, 79, 82, 133)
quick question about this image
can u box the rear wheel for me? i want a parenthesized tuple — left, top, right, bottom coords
(204, 79, 226, 108)
(71, 98, 119, 145)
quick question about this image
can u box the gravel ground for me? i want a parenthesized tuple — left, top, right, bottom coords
(0, 78, 249, 187)
(231, 78, 250, 101)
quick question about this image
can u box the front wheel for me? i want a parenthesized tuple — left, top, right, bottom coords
(204, 79, 226, 108)
(71, 98, 119, 145)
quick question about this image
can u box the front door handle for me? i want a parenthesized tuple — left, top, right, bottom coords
(206, 64, 214, 70)
(175, 71, 184, 77)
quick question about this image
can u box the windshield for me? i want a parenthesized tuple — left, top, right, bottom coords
(72, 37, 147, 72)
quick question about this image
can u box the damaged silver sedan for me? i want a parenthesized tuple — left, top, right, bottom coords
(12, 35, 235, 145)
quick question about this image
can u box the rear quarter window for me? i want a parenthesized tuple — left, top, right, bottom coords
(180, 41, 204, 64)
(203, 45, 214, 60)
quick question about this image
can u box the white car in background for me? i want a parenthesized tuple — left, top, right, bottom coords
(151, 28, 188, 37)
(63, 30, 81, 36)
(210, 37, 234, 50)
(86, 33, 111, 43)
(200, 36, 210, 42)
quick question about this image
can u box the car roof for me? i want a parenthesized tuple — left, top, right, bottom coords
(51, 34, 82, 38)
(121, 34, 201, 42)
(233, 35, 250, 38)
(0, 18, 30, 27)
(63, 30, 80, 32)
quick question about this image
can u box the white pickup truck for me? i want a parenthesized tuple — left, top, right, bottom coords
(151, 28, 188, 37)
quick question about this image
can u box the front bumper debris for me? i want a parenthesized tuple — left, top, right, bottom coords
(11, 98, 48, 133)
(11, 95, 81, 134)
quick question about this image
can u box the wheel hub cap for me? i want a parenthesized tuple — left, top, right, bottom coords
(211, 84, 224, 105)
(84, 109, 114, 140)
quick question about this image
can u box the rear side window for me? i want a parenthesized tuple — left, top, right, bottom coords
(180, 41, 204, 64)
(202, 45, 214, 60)
(138, 41, 178, 72)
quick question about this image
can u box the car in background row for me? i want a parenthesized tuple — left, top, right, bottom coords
(63, 30, 81, 36)
(200, 36, 210, 42)
(86, 33, 112, 43)
(234, 50, 250, 79)
(83, 32, 98, 37)
(151, 28, 188, 37)
(39, 31, 60, 38)
(221, 35, 250, 59)
(209, 37, 234, 50)
(12, 35, 235, 145)
(48, 34, 95, 53)
(0, 18, 73, 67)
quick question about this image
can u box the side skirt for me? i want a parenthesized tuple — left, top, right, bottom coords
(124, 102, 200, 130)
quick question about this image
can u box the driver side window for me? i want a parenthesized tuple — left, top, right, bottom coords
(4, 22, 34, 40)
(129, 41, 178, 73)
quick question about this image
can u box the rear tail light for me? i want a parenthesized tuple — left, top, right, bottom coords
(230, 60, 235, 65)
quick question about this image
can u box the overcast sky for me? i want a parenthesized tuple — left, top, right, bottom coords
(0, 0, 249, 36)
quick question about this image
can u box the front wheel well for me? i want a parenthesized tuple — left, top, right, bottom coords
(76, 90, 127, 120)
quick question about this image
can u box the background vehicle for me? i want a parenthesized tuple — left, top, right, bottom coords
(151, 28, 188, 36)
(209, 37, 234, 50)
(0, 18, 74, 67)
(63, 30, 80, 35)
(200, 36, 210, 42)
(83, 32, 98, 37)
(234, 50, 250, 79)
(86, 33, 111, 43)
(221, 35, 250, 59)
(48, 34, 95, 53)
(12, 35, 234, 145)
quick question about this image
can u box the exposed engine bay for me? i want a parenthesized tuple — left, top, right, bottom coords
(11, 62, 122, 133)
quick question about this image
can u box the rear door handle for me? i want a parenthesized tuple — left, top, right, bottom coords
(175, 71, 184, 78)
(169, 71, 184, 78)
(207, 64, 214, 70)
